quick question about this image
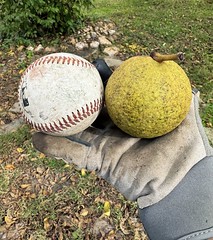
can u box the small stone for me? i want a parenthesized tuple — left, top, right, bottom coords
(34, 44, 44, 52)
(104, 57, 123, 69)
(44, 47, 56, 52)
(36, 167, 44, 174)
(75, 42, 89, 51)
(86, 34, 91, 40)
(90, 41, 100, 49)
(91, 32, 97, 39)
(98, 36, 112, 46)
(68, 37, 76, 45)
(93, 219, 113, 236)
(0, 118, 24, 135)
(9, 102, 21, 113)
(94, 26, 99, 32)
(103, 46, 119, 57)
(26, 46, 34, 51)
(108, 29, 116, 35)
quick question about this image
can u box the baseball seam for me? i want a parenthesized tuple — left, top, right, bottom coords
(22, 98, 103, 134)
(22, 54, 95, 77)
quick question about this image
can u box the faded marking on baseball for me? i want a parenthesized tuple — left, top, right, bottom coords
(19, 52, 104, 136)
(22, 98, 103, 134)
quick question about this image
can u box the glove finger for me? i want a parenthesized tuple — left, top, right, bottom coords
(32, 132, 89, 166)
(91, 106, 113, 130)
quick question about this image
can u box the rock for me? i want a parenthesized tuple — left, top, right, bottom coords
(26, 46, 34, 51)
(103, 46, 119, 57)
(108, 29, 116, 35)
(34, 44, 44, 52)
(90, 41, 100, 49)
(68, 37, 76, 45)
(44, 47, 57, 52)
(104, 57, 123, 69)
(98, 36, 112, 46)
(91, 32, 97, 39)
(9, 102, 21, 114)
(93, 218, 113, 236)
(85, 34, 91, 40)
(75, 42, 89, 51)
(0, 118, 24, 135)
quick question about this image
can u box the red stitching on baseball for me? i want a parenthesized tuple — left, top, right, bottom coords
(22, 98, 103, 134)
(72, 112, 80, 123)
(49, 123, 56, 132)
(22, 55, 95, 81)
(62, 117, 72, 127)
(23, 54, 95, 78)
(86, 104, 90, 116)
(67, 115, 77, 125)
(44, 124, 52, 132)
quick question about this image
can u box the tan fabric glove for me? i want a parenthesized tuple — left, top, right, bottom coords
(32, 92, 213, 209)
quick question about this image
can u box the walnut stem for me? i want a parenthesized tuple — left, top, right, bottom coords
(150, 51, 185, 63)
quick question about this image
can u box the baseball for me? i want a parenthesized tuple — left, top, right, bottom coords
(19, 52, 104, 136)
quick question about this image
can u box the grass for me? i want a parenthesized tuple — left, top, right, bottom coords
(89, 0, 213, 126)
(0, 126, 140, 239)
(0, 0, 212, 239)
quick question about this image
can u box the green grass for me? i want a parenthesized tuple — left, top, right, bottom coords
(89, 0, 213, 126)
(0, 125, 31, 155)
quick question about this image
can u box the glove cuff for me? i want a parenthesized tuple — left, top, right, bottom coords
(178, 227, 213, 240)
(139, 156, 213, 240)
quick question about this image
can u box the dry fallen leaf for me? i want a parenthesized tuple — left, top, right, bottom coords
(43, 217, 51, 231)
(29, 193, 37, 199)
(80, 208, 89, 217)
(7, 50, 15, 56)
(5, 215, 15, 226)
(5, 164, 15, 170)
(81, 168, 87, 176)
(120, 218, 130, 235)
(17, 147, 24, 153)
(64, 164, 71, 168)
(17, 45, 25, 51)
(39, 153, 45, 159)
(20, 184, 31, 189)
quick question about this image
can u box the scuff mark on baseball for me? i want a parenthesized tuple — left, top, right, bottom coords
(18, 52, 104, 136)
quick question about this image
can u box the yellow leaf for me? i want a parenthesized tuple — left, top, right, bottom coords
(19, 69, 25, 75)
(103, 201, 111, 217)
(39, 153, 45, 159)
(43, 217, 51, 231)
(64, 164, 71, 168)
(30, 193, 37, 199)
(7, 50, 15, 56)
(20, 184, 31, 189)
(5, 216, 15, 225)
(81, 169, 87, 176)
(80, 208, 89, 216)
(5, 164, 15, 170)
(17, 45, 24, 51)
(17, 147, 24, 153)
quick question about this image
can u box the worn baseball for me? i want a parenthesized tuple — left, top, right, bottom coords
(19, 52, 104, 136)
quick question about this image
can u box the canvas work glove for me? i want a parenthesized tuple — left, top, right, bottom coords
(32, 91, 213, 240)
